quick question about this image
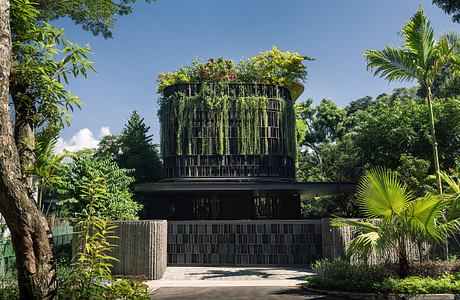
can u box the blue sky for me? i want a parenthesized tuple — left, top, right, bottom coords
(55, 0, 458, 149)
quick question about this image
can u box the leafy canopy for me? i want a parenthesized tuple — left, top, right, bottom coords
(57, 149, 141, 220)
(433, 0, 460, 23)
(98, 110, 162, 183)
(36, 0, 154, 39)
(11, 0, 96, 130)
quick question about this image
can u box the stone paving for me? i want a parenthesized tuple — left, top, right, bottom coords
(162, 266, 313, 280)
(150, 286, 339, 300)
(145, 266, 314, 291)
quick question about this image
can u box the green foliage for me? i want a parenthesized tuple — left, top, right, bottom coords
(364, 7, 460, 90)
(57, 149, 141, 220)
(306, 259, 460, 294)
(377, 273, 460, 294)
(99, 110, 162, 183)
(296, 88, 460, 183)
(11, 0, 95, 129)
(25, 130, 71, 210)
(156, 46, 312, 98)
(332, 169, 455, 276)
(396, 154, 433, 196)
(102, 280, 149, 300)
(250, 46, 313, 87)
(307, 259, 386, 292)
(59, 172, 149, 300)
(364, 6, 460, 194)
(36, 0, 155, 39)
(71, 172, 118, 290)
(433, 0, 460, 23)
(159, 84, 296, 157)
(0, 272, 19, 300)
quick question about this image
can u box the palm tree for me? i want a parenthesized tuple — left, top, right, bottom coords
(27, 134, 70, 211)
(332, 168, 448, 277)
(364, 6, 460, 194)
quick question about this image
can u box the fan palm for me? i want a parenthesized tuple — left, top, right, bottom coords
(364, 6, 460, 194)
(332, 168, 447, 277)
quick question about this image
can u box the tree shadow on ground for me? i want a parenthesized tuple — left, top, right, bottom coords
(187, 268, 311, 280)
(272, 288, 340, 299)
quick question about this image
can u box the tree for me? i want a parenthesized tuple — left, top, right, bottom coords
(57, 149, 141, 220)
(26, 130, 70, 212)
(1, 0, 152, 297)
(98, 110, 162, 183)
(35, 0, 154, 39)
(433, 0, 460, 23)
(296, 98, 347, 180)
(364, 6, 460, 194)
(332, 169, 451, 277)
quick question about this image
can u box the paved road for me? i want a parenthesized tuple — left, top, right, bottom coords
(151, 286, 339, 300)
(146, 267, 326, 299)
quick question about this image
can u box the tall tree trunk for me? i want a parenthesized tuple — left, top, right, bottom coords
(12, 85, 36, 194)
(427, 87, 443, 194)
(0, 1, 57, 299)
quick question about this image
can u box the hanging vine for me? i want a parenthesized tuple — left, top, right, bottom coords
(158, 83, 296, 158)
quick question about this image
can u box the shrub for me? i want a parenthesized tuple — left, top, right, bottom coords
(307, 259, 386, 292)
(384, 260, 460, 278)
(376, 273, 460, 294)
(306, 259, 460, 295)
(156, 46, 312, 94)
(59, 171, 149, 300)
(0, 272, 19, 299)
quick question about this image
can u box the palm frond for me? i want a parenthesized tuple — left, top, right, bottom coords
(347, 231, 380, 261)
(438, 217, 460, 238)
(364, 47, 420, 83)
(356, 168, 413, 218)
(401, 6, 436, 67)
(406, 194, 446, 241)
(331, 218, 379, 233)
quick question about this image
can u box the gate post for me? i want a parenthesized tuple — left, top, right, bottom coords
(110, 220, 167, 280)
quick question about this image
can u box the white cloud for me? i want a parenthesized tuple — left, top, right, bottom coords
(56, 127, 111, 154)
(99, 126, 111, 138)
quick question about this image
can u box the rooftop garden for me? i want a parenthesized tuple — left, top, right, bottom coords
(156, 46, 313, 100)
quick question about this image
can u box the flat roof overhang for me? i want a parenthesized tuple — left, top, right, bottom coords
(136, 181, 357, 199)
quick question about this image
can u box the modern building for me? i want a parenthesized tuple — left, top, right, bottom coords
(137, 83, 355, 220)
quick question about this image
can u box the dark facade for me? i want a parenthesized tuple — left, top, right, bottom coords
(138, 83, 354, 220)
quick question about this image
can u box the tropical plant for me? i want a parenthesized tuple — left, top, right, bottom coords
(1, 0, 153, 297)
(159, 84, 297, 158)
(61, 170, 149, 300)
(26, 131, 71, 211)
(71, 172, 118, 296)
(332, 168, 449, 277)
(364, 6, 460, 194)
(156, 46, 312, 99)
(57, 149, 141, 220)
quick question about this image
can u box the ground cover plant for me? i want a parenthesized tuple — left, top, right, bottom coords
(306, 259, 460, 295)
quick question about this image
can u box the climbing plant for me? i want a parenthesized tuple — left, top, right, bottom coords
(159, 83, 297, 158)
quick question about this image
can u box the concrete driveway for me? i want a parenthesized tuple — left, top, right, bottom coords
(151, 286, 339, 299)
(146, 266, 332, 299)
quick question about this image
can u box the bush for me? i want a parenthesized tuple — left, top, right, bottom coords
(376, 273, 460, 294)
(307, 259, 386, 292)
(156, 46, 311, 93)
(59, 279, 149, 300)
(306, 259, 460, 295)
(0, 272, 19, 300)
